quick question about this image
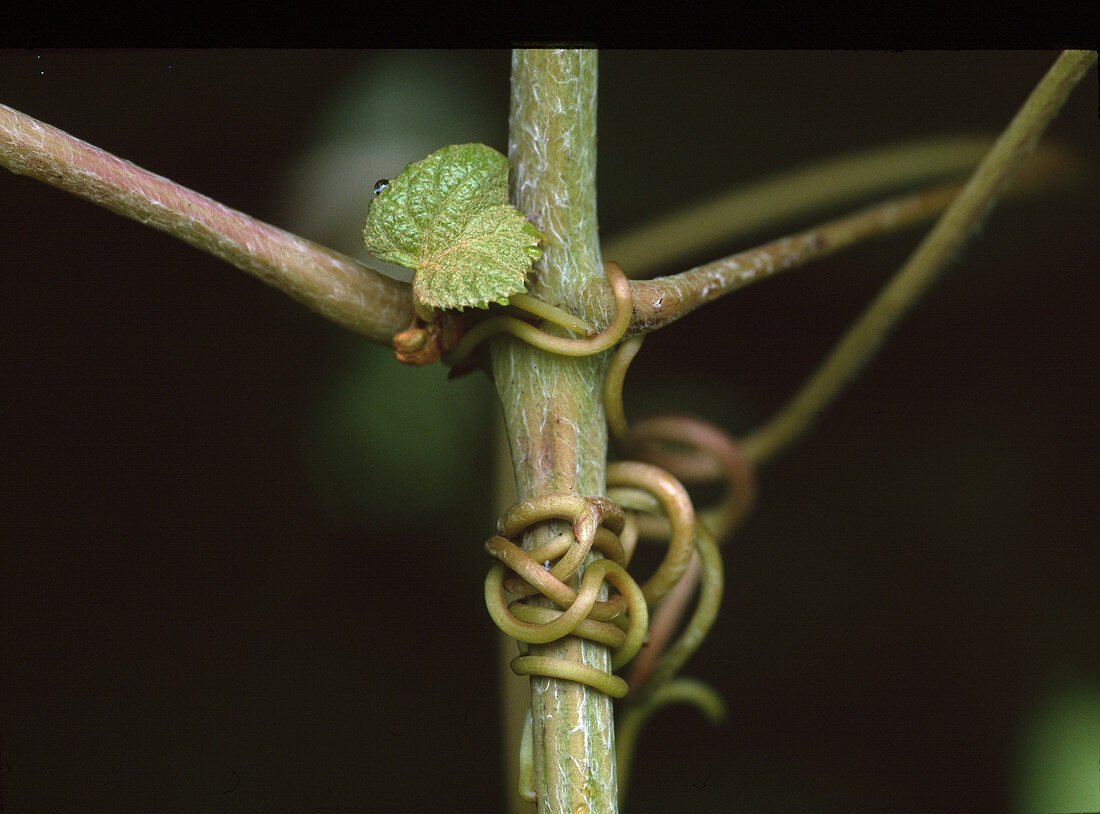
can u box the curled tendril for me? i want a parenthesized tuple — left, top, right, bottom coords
(625, 522, 724, 704)
(623, 414, 756, 545)
(605, 331, 757, 543)
(484, 494, 648, 699)
(598, 315, 761, 803)
(604, 334, 645, 440)
(616, 675, 727, 804)
(497, 493, 625, 591)
(611, 414, 756, 699)
(445, 260, 633, 370)
(605, 461, 696, 608)
(506, 292, 595, 336)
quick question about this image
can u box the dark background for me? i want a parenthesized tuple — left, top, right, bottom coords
(1, 50, 1097, 812)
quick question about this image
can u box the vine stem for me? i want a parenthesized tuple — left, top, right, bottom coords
(742, 49, 1096, 466)
(492, 49, 617, 814)
(0, 102, 413, 344)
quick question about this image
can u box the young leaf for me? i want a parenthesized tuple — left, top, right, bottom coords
(362, 143, 543, 312)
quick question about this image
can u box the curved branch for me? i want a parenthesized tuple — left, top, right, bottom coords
(0, 103, 413, 344)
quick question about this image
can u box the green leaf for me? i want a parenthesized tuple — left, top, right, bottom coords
(362, 143, 543, 312)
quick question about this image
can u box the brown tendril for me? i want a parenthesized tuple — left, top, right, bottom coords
(611, 416, 756, 693)
(597, 313, 763, 798)
(606, 339, 757, 543)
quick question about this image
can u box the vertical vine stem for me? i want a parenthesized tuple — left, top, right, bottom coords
(491, 49, 617, 813)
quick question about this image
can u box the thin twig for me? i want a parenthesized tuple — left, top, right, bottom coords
(0, 102, 413, 344)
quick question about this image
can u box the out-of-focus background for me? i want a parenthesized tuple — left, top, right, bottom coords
(1, 50, 1096, 812)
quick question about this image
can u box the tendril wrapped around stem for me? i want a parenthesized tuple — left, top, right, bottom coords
(484, 494, 647, 698)
(446, 260, 633, 371)
(480, 263, 650, 702)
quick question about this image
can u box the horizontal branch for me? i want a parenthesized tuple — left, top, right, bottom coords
(0, 103, 413, 345)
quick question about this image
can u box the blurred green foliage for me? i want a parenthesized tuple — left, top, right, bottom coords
(1015, 678, 1100, 813)
(302, 338, 494, 532)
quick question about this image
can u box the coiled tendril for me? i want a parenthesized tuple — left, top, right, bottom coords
(484, 494, 646, 698)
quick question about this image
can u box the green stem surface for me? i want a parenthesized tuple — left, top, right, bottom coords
(492, 49, 618, 814)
